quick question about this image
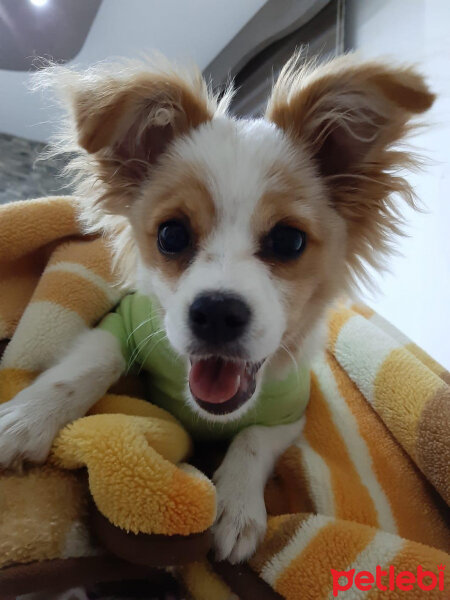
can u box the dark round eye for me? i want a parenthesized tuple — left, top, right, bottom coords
(157, 220, 190, 255)
(262, 224, 307, 260)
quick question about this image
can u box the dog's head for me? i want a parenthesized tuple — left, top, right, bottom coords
(42, 54, 434, 420)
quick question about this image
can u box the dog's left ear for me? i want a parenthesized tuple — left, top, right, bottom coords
(266, 55, 434, 181)
(266, 54, 435, 273)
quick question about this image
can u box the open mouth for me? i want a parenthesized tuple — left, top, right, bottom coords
(189, 356, 264, 415)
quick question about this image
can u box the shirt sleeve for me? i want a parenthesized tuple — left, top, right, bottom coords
(98, 305, 132, 365)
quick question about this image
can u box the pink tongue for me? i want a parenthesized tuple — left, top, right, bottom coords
(189, 358, 243, 404)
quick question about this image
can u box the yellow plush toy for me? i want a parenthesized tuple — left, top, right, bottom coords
(52, 394, 216, 537)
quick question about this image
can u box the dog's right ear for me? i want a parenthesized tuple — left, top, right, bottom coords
(74, 70, 212, 159)
(39, 61, 216, 214)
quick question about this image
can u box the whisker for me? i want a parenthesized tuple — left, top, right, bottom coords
(127, 328, 165, 371)
(129, 328, 165, 361)
(137, 334, 168, 373)
(280, 343, 300, 383)
(126, 314, 162, 343)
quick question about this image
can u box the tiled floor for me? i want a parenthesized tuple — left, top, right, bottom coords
(0, 132, 73, 204)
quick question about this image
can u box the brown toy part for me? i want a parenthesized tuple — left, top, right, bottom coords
(0, 556, 170, 597)
(0, 504, 278, 599)
(211, 558, 284, 600)
(90, 504, 212, 567)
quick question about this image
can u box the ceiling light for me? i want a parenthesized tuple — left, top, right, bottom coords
(30, 0, 49, 7)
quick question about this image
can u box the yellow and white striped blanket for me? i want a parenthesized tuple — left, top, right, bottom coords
(0, 197, 449, 599)
(244, 304, 450, 599)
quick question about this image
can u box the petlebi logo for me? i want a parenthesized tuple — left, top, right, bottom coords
(331, 564, 445, 596)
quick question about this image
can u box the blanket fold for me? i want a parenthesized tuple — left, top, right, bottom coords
(0, 197, 448, 600)
(51, 395, 216, 536)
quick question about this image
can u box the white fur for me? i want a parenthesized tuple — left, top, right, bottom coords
(212, 419, 305, 563)
(0, 329, 124, 468)
(135, 118, 323, 422)
(154, 119, 302, 359)
(137, 119, 295, 364)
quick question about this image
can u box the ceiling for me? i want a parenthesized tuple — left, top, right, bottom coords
(0, 0, 267, 141)
(0, 0, 102, 71)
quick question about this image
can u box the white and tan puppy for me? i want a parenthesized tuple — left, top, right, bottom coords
(0, 54, 434, 562)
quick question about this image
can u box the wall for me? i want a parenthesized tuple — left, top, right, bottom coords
(0, 0, 266, 142)
(347, 0, 450, 368)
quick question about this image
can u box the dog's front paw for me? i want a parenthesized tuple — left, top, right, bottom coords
(0, 391, 58, 469)
(212, 464, 267, 564)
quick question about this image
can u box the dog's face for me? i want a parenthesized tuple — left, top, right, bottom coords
(54, 55, 433, 421)
(129, 117, 345, 419)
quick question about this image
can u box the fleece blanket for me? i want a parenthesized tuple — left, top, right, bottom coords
(0, 197, 449, 600)
(0, 197, 215, 550)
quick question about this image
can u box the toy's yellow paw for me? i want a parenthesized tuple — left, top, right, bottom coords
(50, 396, 216, 536)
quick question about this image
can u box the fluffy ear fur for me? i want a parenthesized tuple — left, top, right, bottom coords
(266, 54, 435, 281)
(75, 74, 211, 158)
(35, 58, 228, 216)
(32, 58, 232, 286)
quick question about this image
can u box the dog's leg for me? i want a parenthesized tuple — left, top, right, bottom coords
(0, 329, 124, 468)
(212, 418, 304, 563)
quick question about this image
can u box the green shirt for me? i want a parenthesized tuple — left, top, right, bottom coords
(99, 293, 310, 441)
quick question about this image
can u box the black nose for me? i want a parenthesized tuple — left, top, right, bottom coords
(189, 292, 251, 345)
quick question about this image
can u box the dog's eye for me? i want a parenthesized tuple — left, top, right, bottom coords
(262, 225, 307, 260)
(158, 220, 190, 255)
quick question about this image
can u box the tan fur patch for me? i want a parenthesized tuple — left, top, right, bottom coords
(252, 167, 347, 365)
(76, 72, 214, 155)
(132, 165, 216, 280)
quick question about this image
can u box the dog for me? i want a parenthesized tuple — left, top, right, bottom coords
(0, 53, 434, 563)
